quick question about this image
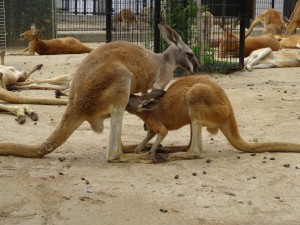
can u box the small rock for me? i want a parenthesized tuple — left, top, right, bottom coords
(270, 157, 275, 160)
(203, 171, 207, 175)
(58, 171, 64, 176)
(206, 159, 212, 163)
(85, 180, 90, 185)
(174, 175, 179, 179)
(284, 90, 287, 93)
(250, 153, 256, 156)
(160, 208, 168, 213)
(58, 157, 66, 162)
(86, 188, 93, 193)
(283, 164, 290, 168)
(237, 156, 241, 159)
(192, 172, 197, 176)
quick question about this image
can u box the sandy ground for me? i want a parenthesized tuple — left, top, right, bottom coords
(0, 43, 299, 225)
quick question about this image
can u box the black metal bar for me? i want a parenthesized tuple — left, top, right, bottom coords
(75, 0, 78, 15)
(154, 0, 161, 53)
(83, 0, 87, 15)
(239, 0, 247, 68)
(106, 0, 112, 42)
(93, 0, 96, 15)
(271, 0, 275, 8)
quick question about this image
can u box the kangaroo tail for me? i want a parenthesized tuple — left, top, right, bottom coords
(219, 111, 300, 153)
(0, 88, 67, 105)
(0, 106, 84, 157)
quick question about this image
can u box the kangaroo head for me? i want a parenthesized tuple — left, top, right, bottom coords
(20, 24, 38, 41)
(159, 24, 199, 73)
(126, 90, 166, 114)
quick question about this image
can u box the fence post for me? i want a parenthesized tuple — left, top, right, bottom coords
(154, 0, 161, 53)
(75, 0, 78, 15)
(239, 0, 247, 69)
(106, 0, 112, 42)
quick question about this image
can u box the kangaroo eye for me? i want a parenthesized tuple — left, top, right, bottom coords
(186, 53, 194, 59)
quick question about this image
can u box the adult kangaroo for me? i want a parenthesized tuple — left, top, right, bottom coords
(0, 24, 199, 163)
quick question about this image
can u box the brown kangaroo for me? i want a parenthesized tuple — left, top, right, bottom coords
(286, 1, 300, 35)
(11, 25, 93, 55)
(0, 24, 199, 162)
(218, 29, 280, 58)
(126, 76, 300, 162)
(245, 8, 287, 37)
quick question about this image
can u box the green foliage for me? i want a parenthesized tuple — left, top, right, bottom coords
(5, 0, 54, 47)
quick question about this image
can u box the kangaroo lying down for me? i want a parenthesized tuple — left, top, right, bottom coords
(7, 73, 73, 98)
(126, 76, 300, 162)
(0, 88, 67, 124)
(0, 24, 199, 162)
(0, 64, 43, 89)
(244, 47, 300, 70)
(0, 51, 68, 123)
(11, 25, 93, 55)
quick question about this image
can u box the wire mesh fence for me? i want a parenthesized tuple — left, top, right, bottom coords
(3, 0, 299, 72)
(0, 0, 5, 51)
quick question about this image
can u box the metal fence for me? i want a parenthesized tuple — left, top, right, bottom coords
(3, 0, 298, 72)
(0, 0, 5, 50)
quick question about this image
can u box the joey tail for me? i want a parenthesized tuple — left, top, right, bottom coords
(219, 111, 300, 153)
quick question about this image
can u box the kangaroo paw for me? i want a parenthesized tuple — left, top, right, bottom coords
(16, 115, 26, 124)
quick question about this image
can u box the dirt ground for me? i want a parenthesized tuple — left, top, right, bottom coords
(0, 43, 299, 225)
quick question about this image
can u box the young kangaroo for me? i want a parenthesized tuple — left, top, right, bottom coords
(0, 24, 199, 162)
(11, 25, 93, 55)
(126, 76, 300, 162)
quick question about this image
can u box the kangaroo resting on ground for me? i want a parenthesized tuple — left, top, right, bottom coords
(126, 76, 300, 162)
(0, 24, 199, 162)
(0, 63, 43, 89)
(0, 51, 68, 123)
(11, 25, 93, 55)
(218, 30, 280, 58)
(7, 73, 73, 98)
(244, 47, 300, 70)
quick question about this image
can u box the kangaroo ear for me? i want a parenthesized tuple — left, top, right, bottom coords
(158, 23, 183, 48)
(138, 99, 160, 112)
(144, 89, 166, 100)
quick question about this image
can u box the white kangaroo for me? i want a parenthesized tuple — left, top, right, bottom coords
(126, 76, 300, 162)
(0, 24, 199, 162)
(244, 47, 300, 70)
(0, 51, 68, 123)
